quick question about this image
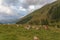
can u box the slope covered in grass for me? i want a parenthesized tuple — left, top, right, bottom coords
(16, 0, 60, 25)
(0, 24, 60, 40)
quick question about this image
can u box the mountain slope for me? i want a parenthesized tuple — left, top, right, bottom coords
(16, 0, 60, 25)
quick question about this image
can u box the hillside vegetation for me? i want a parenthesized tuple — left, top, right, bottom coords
(16, 0, 60, 25)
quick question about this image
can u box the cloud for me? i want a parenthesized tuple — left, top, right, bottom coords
(29, 5, 35, 10)
(0, 0, 3, 4)
(23, 0, 56, 5)
(19, 0, 56, 11)
(0, 5, 12, 15)
(19, 6, 27, 11)
(3, 0, 20, 6)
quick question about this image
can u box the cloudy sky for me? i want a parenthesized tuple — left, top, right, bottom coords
(0, 0, 56, 24)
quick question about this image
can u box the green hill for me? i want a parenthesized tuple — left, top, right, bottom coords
(16, 0, 60, 25)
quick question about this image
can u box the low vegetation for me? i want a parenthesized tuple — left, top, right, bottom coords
(0, 24, 60, 40)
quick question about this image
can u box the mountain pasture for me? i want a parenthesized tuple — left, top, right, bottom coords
(0, 24, 60, 40)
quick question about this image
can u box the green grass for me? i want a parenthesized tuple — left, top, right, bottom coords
(0, 24, 60, 40)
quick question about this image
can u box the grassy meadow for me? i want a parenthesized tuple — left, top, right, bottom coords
(0, 24, 60, 40)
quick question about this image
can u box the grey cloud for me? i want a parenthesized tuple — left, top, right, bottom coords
(2, 0, 56, 9)
(23, 0, 56, 5)
(18, 0, 56, 9)
(3, 0, 20, 6)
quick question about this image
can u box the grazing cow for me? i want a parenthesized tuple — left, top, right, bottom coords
(32, 25, 41, 30)
(32, 26, 36, 29)
(17, 25, 19, 27)
(36, 27, 40, 30)
(25, 25, 31, 30)
(34, 36, 39, 40)
(43, 25, 49, 30)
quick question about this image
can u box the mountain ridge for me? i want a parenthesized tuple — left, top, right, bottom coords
(16, 0, 60, 25)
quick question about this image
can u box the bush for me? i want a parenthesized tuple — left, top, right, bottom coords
(41, 19, 49, 25)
